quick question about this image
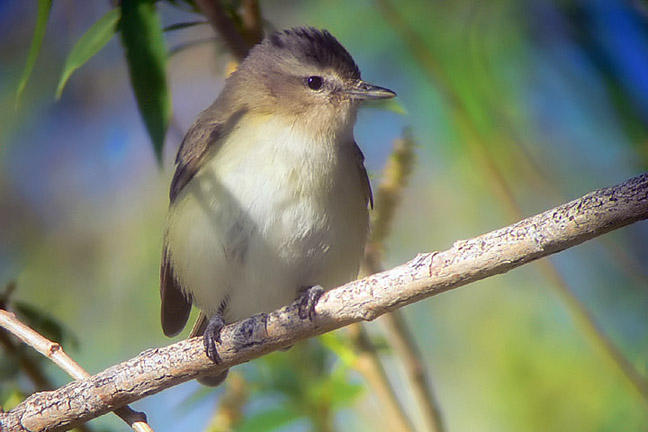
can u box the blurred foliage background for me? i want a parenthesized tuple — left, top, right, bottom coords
(1, 0, 648, 431)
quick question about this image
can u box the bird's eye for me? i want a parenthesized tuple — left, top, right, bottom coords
(306, 76, 324, 90)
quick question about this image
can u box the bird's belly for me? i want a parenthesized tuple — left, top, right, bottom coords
(224, 198, 361, 322)
(167, 139, 368, 323)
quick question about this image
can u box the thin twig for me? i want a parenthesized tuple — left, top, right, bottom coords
(0, 309, 154, 432)
(1, 172, 645, 432)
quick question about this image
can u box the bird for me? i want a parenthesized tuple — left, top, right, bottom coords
(160, 27, 396, 385)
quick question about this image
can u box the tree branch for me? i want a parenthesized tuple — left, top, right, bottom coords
(0, 309, 152, 432)
(1, 173, 646, 432)
(374, 0, 648, 403)
(349, 130, 418, 432)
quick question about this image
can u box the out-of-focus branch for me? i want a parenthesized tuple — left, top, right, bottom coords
(375, 0, 648, 407)
(0, 309, 153, 432)
(363, 129, 416, 270)
(0, 283, 94, 432)
(380, 312, 444, 432)
(542, 260, 648, 403)
(1, 173, 645, 432)
(348, 324, 414, 432)
(194, 0, 250, 61)
(360, 130, 445, 432)
(205, 372, 248, 432)
(240, 0, 263, 46)
(349, 131, 419, 432)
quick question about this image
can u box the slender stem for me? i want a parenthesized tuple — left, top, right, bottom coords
(0, 309, 153, 432)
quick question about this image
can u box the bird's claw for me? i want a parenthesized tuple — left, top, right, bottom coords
(203, 313, 225, 363)
(297, 285, 325, 321)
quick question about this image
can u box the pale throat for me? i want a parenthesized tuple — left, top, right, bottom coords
(208, 110, 357, 187)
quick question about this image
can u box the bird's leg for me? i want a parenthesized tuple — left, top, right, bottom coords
(297, 285, 325, 320)
(204, 312, 226, 363)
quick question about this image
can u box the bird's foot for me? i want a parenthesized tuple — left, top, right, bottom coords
(297, 285, 325, 321)
(204, 313, 225, 363)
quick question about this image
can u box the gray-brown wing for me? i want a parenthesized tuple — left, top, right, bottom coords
(161, 106, 235, 336)
(161, 103, 248, 336)
(170, 120, 222, 203)
(353, 142, 373, 208)
(162, 117, 224, 336)
(170, 106, 248, 203)
(160, 246, 192, 337)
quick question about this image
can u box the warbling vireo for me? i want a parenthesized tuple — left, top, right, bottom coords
(160, 27, 396, 385)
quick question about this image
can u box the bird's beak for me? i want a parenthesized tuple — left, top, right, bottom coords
(345, 80, 397, 100)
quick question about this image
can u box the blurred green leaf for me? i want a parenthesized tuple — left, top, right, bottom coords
(235, 406, 301, 432)
(14, 301, 79, 350)
(55, 8, 120, 99)
(119, 0, 170, 162)
(0, 386, 24, 411)
(0, 351, 21, 379)
(329, 369, 364, 408)
(320, 332, 357, 367)
(15, 0, 52, 107)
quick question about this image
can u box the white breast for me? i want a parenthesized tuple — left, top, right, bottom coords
(166, 114, 369, 322)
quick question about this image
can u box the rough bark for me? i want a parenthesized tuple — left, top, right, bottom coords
(1, 173, 646, 432)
